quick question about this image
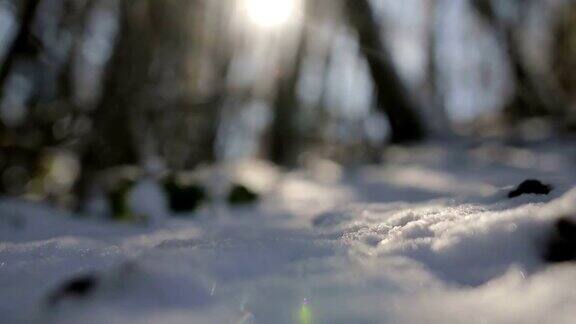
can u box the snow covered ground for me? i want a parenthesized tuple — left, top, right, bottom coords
(2, 142, 576, 324)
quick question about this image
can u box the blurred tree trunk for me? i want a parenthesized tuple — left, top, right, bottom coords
(85, 0, 218, 172)
(76, 0, 222, 206)
(471, 0, 563, 122)
(345, 0, 425, 144)
(0, 0, 41, 84)
(0, 0, 41, 134)
(270, 29, 307, 167)
(423, 0, 452, 138)
(552, 2, 576, 130)
(74, 0, 139, 205)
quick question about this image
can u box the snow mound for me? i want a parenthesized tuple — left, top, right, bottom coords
(315, 189, 576, 286)
(2, 144, 576, 323)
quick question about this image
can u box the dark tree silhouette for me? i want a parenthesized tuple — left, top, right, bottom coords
(552, 2, 576, 130)
(345, 0, 426, 144)
(0, 0, 41, 85)
(471, 0, 565, 122)
(270, 30, 308, 166)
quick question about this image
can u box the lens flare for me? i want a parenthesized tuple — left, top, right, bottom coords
(299, 298, 313, 324)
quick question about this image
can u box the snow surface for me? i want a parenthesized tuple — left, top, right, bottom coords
(1, 143, 576, 324)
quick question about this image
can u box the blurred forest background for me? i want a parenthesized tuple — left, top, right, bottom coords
(0, 0, 575, 215)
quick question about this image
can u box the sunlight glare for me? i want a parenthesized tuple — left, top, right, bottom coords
(244, 0, 301, 28)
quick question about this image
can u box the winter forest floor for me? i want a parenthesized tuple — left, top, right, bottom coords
(2, 140, 576, 323)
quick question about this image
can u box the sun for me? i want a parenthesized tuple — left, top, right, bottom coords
(243, 0, 302, 28)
